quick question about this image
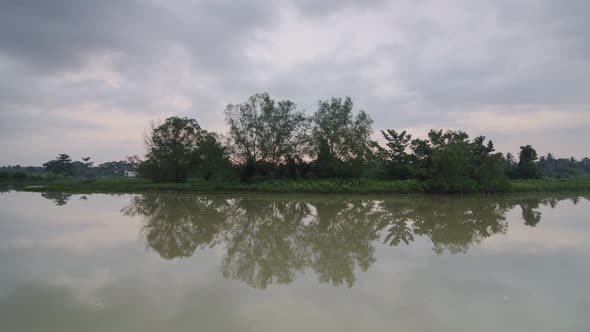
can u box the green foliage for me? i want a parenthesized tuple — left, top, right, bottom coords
(0, 170, 63, 182)
(194, 133, 232, 180)
(376, 130, 414, 180)
(515, 145, 541, 179)
(143, 117, 204, 182)
(143, 116, 230, 183)
(21, 177, 590, 195)
(9, 93, 590, 192)
(225, 93, 309, 181)
(96, 160, 134, 177)
(43, 153, 74, 176)
(510, 179, 590, 192)
(311, 97, 374, 162)
(537, 154, 590, 179)
(370, 129, 510, 192)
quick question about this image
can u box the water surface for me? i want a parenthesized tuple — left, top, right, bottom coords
(0, 190, 589, 331)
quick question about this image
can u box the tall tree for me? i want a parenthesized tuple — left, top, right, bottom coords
(144, 116, 207, 182)
(225, 93, 309, 179)
(310, 97, 374, 178)
(43, 153, 74, 176)
(257, 99, 309, 168)
(378, 129, 413, 179)
(81, 156, 93, 168)
(517, 145, 541, 179)
(194, 133, 231, 180)
(224, 93, 272, 167)
(311, 97, 373, 162)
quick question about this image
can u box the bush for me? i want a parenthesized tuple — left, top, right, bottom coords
(11, 171, 28, 180)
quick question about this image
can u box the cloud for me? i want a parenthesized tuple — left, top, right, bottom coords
(457, 107, 590, 133)
(0, 0, 589, 164)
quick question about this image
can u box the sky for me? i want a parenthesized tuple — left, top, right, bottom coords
(1, 0, 589, 165)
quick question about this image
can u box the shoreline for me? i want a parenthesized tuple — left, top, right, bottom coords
(7, 178, 590, 195)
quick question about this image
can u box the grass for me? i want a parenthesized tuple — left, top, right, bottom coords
(0, 170, 63, 182)
(509, 179, 590, 192)
(19, 178, 590, 194)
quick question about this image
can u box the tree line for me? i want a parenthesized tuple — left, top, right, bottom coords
(138, 93, 587, 192)
(4, 93, 588, 191)
(0, 154, 142, 181)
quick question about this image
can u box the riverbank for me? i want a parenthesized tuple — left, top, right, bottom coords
(15, 178, 590, 194)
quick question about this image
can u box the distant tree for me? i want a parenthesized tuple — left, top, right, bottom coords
(43, 153, 74, 176)
(516, 145, 541, 179)
(143, 117, 207, 182)
(126, 155, 142, 168)
(97, 160, 130, 177)
(81, 157, 93, 168)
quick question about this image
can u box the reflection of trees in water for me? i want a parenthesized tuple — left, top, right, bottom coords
(0, 185, 13, 194)
(41, 192, 72, 206)
(221, 200, 310, 288)
(516, 198, 543, 227)
(377, 197, 510, 254)
(123, 194, 586, 288)
(123, 195, 231, 259)
(306, 201, 381, 287)
(513, 196, 586, 227)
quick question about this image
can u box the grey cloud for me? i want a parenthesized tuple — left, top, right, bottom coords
(0, 0, 589, 164)
(389, 0, 590, 108)
(0, 0, 279, 72)
(292, 0, 388, 17)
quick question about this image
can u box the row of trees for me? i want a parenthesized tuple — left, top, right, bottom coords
(141, 93, 581, 191)
(39, 154, 139, 178)
(141, 94, 375, 182)
(9, 93, 582, 189)
(537, 154, 590, 178)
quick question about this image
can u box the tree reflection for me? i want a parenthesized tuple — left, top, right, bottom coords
(41, 192, 72, 206)
(305, 200, 380, 287)
(515, 198, 543, 227)
(123, 193, 586, 288)
(221, 199, 310, 288)
(122, 195, 231, 259)
(377, 196, 510, 254)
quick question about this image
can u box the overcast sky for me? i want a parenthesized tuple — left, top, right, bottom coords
(1, 0, 589, 165)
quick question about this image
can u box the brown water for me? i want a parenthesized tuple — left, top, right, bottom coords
(0, 191, 589, 331)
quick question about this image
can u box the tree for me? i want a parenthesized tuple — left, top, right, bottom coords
(378, 129, 413, 179)
(126, 155, 142, 168)
(224, 93, 271, 168)
(97, 160, 132, 177)
(194, 133, 231, 180)
(398, 130, 509, 192)
(81, 157, 93, 168)
(225, 93, 309, 180)
(516, 145, 541, 179)
(310, 97, 374, 177)
(143, 116, 207, 182)
(43, 153, 74, 176)
(258, 99, 309, 168)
